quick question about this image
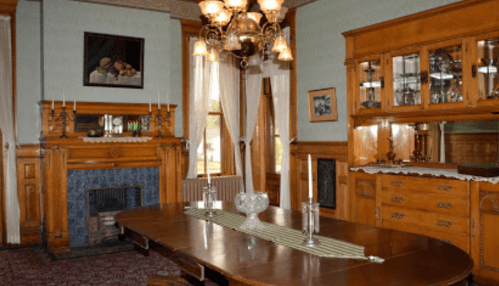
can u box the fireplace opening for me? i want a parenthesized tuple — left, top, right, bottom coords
(87, 186, 142, 245)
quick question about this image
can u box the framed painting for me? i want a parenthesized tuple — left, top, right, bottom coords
(308, 88, 338, 122)
(83, 32, 144, 89)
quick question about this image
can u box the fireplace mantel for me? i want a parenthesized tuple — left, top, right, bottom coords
(40, 102, 183, 252)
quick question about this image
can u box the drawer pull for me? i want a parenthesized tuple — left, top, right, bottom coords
(391, 181, 404, 186)
(391, 212, 405, 219)
(437, 220, 454, 227)
(437, 185, 454, 192)
(441, 239, 454, 245)
(391, 197, 404, 203)
(436, 202, 453, 209)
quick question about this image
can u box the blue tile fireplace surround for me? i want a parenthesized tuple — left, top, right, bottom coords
(67, 167, 159, 247)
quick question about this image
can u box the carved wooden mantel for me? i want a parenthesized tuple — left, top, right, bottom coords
(40, 101, 183, 252)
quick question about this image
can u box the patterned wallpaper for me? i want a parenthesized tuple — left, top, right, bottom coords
(70, 0, 318, 21)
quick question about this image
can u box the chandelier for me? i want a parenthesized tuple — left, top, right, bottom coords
(193, 0, 293, 68)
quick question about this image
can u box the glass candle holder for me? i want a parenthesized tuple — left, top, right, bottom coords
(203, 184, 217, 217)
(302, 197, 320, 247)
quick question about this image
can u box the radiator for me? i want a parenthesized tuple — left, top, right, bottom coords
(181, 175, 242, 202)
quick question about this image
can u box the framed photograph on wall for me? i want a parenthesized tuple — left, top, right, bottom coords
(308, 88, 338, 122)
(83, 32, 144, 89)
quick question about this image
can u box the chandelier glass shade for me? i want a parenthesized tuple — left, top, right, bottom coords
(195, 0, 292, 68)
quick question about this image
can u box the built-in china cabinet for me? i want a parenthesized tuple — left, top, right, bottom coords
(344, 1, 499, 284)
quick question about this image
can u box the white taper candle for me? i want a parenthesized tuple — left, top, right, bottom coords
(308, 154, 313, 199)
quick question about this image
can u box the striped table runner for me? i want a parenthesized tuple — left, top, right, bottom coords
(184, 208, 384, 262)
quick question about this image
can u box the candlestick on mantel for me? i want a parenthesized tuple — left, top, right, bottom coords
(166, 92, 170, 112)
(62, 86, 66, 107)
(73, 91, 77, 111)
(157, 92, 160, 109)
(51, 90, 55, 111)
(308, 154, 313, 199)
(149, 96, 152, 112)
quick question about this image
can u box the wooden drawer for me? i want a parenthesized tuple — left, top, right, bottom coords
(381, 189, 469, 216)
(382, 220, 470, 253)
(381, 175, 469, 196)
(382, 205, 469, 234)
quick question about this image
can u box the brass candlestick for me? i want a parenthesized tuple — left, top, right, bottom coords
(50, 106, 75, 138)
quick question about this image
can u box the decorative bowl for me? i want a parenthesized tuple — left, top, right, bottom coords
(235, 191, 269, 230)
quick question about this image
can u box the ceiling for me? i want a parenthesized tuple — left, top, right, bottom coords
(71, 0, 318, 21)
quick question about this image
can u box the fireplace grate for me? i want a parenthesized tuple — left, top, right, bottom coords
(88, 186, 142, 215)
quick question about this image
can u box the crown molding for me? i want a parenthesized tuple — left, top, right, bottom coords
(70, 0, 318, 21)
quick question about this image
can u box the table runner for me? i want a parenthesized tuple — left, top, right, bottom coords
(185, 208, 384, 263)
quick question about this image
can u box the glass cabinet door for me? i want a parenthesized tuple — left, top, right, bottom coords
(358, 58, 383, 111)
(476, 37, 499, 102)
(392, 53, 421, 107)
(428, 44, 463, 105)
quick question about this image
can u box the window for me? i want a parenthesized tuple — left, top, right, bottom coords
(264, 78, 283, 173)
(197, 90, 224, 175)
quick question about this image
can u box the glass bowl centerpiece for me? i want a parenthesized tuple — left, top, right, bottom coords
(235, 191, 269, 230)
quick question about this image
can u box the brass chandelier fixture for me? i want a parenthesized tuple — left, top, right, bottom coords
(193, 0, 293, 68)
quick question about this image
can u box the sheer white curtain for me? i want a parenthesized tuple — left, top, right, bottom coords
(244, 56, 263, 194)
(0, 16, 20, 243)
(219, 54, 243, 179)
(187, 38, 218, 178)
(266, 27, 291, 209)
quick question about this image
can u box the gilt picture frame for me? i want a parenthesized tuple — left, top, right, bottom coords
(308, 88, 338, 122)
(84, 32, 144, 89)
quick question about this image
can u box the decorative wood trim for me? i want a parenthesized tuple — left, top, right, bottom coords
(289, 141, 349, 220)
(343, 0, 499, 59)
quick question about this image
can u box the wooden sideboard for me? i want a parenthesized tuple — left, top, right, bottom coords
(351, 170, 499, 285)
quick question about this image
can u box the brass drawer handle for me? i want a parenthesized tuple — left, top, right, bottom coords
(437, 220, 454, 227)
(391, 181, 404, 186)
(437, 185, 454, 191)
(391, 212, 405, 219)
(436, 202, 453, 209)
(391, 197, 404, 203)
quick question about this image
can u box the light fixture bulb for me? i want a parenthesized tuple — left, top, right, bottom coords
(247, 12, 263, 24)
(278, 45, 293, 61)
(215, 9, 233, 26)
(199, 0, 224, 18)
(272, 34, 287, 53)
(224, 0, 248, 10)
(257, 0, 283, 13)
(193, 40, 209, 56)
(207, 47, 220, 62)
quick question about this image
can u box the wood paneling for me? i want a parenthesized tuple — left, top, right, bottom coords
(471, 181, 499, 284)
(16, 145, 42, 245)
(0, 131, 4, 246)
(290, 141, 349, 221)
(445, 133, 498, 164)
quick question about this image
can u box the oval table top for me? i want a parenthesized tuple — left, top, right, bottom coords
(115, 202, 473, 286)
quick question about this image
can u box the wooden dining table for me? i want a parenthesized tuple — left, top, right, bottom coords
(115, 202, 473, 286)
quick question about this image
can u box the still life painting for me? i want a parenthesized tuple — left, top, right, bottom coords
(84, 32, 144, 88)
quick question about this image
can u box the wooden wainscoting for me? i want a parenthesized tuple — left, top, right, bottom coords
(16, 144, 42, 245)
(290, 141, 349, 221)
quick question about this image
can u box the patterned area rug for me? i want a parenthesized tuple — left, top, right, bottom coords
(0, 244, 219, 285)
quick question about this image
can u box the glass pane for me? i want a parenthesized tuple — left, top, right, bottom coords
(353, 125, 378, 165)
(275, 135, 283, 173)
(392, 53, 421, 106)
(206, 114, 222, 174)
(477, 38, 499, 101)
(359, 59, 382, 109)
(197, 137, 205, 174)
(429, 45, 463, 104)
(209, 88, 220, 112)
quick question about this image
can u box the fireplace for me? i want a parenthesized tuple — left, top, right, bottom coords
(87, 186, 142, 245)
(67, 167, 159, 248)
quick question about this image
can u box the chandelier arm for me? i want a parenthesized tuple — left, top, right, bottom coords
(199, 24, 225, 50)
(261, 21, 281, 46)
